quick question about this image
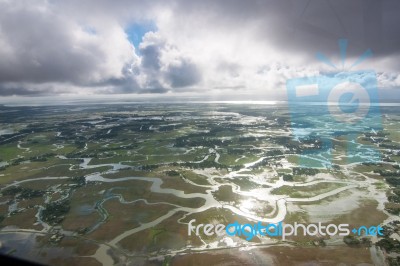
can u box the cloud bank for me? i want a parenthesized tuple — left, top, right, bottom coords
(0, 0, 399, 97)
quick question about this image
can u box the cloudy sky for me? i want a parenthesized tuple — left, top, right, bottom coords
(0, 0, 399, 100)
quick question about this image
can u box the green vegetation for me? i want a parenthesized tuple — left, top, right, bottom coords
(293, 167, 320, 176)
(343, 235, 371, 247)
(376, 238, 400, 253)
(42, 200, 71, 225)
(1, 186, 45, 199)
(282, 174, 294, 182)
(271, 182, 345, 198)
(165, 170, 180, 176)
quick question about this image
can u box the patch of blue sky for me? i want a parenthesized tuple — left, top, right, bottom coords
(125, 21, 157, 50)
(82, 25, 97, 35)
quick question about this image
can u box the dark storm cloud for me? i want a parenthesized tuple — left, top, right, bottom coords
(140, 44, 162, 70)
(0, 83, 57, 96)
(0, 85, 44, 96)
(0, 1, 109, 84)
(165, 60, 201, 88)
(170, 0, 400, 59)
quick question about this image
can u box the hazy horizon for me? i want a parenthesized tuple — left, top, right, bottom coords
(0, 0, 400, 100)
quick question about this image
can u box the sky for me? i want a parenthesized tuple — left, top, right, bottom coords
(0, 0, 399, 101)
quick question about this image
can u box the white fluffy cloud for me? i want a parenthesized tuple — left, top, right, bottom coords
(0, 0, 134, 84)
